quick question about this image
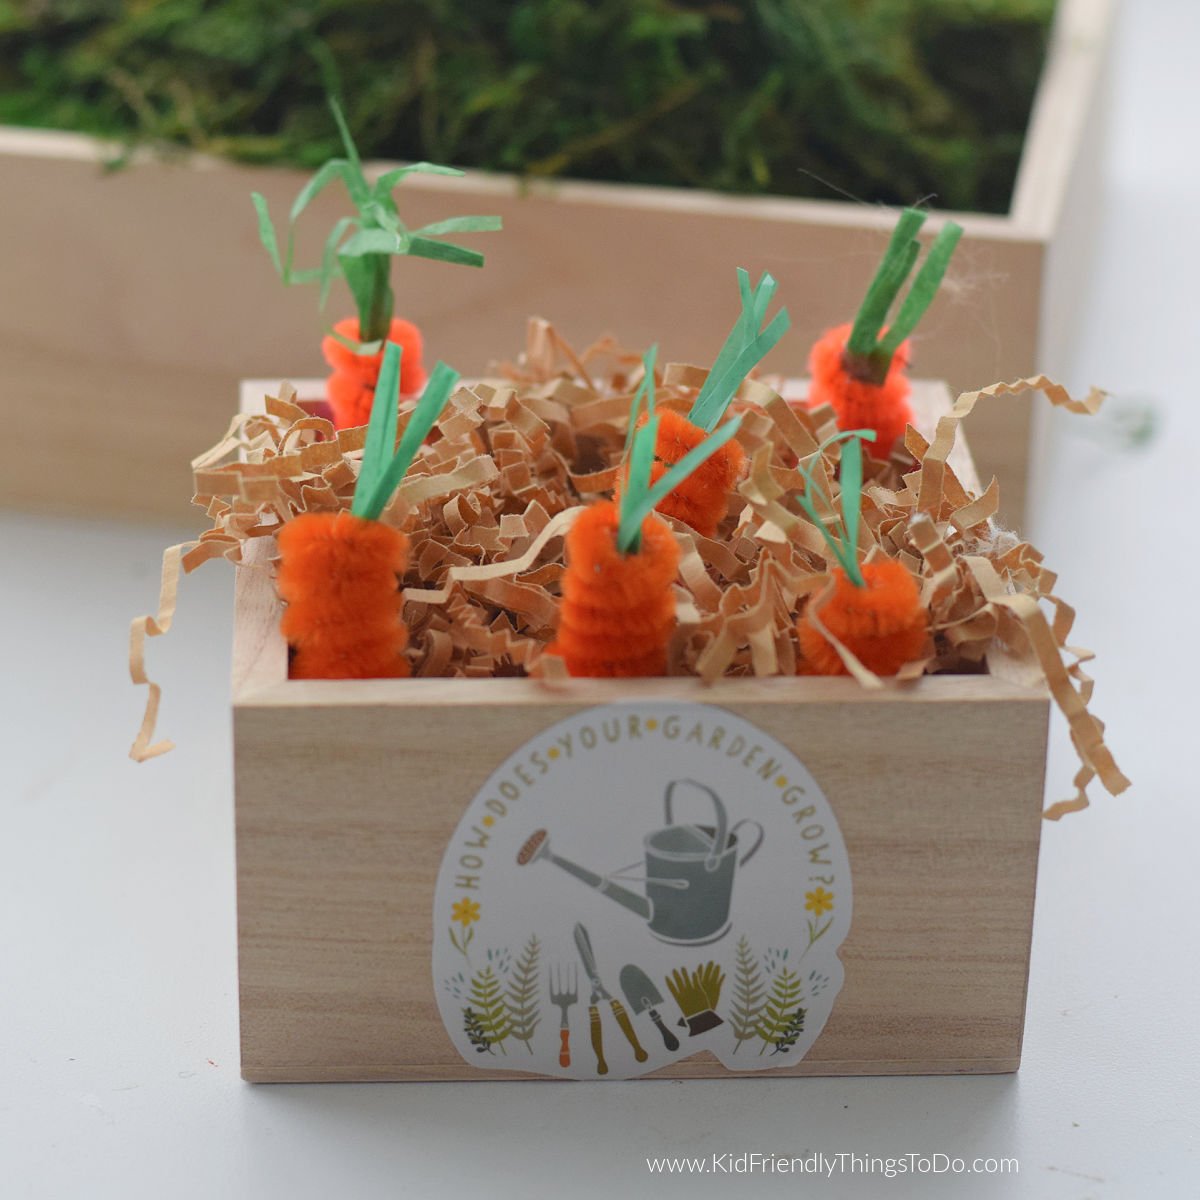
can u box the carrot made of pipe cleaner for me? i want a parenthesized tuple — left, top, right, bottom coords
(808, 208, 962, 460)
(794, 430, 928, 676)
(276, 343, 460, 679)
(551, 354, 744, 677)
(252, 96, 499, 429)
(648, 270, 789, 537)
(323, 316, 427, 430)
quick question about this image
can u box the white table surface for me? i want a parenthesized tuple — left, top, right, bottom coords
(4, 2, 1199, 1196)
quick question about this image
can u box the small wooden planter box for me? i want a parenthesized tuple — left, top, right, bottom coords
(231, 381, 1050, 1082)
(1, 0, 1111, 526)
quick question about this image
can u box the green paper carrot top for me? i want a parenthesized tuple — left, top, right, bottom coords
(550, 349, 744, 678)
(648, 270, 789, 538)
(793, 430, 927, 677)
(275, 342, 460, 679)
(808, 208, 962, 459)
(252, 96, 500, 430)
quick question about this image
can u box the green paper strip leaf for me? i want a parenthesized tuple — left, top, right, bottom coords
(839, 436, 864, 567)
(358, 362, 461, 521)
(692, 306, 791, 432)
(373, 163, 465, 198)
(339, 228, 405, 258)
(326, 327, 384, 356)
(617, 415, 744, 554)
(327, 96, 369, 207)
(413, 215, 503, 237)
(363, 199, 403, 235)
(689, 270, 789, 433)
(691, 268, 758, 422)
(623, 345, 658, 456)
(405, 236, 486, 267)
(352, 342, 402, 518)
(699, 271, 752, 399)
(846, 208, 927, 358)
(289, 158, 351, 223)
(316, 215, 356, 309)
(620, 413, 660, 554)
(794, 429, 877, 587)
(250, 192, 283, 276)
(339, 254, 381, 332)
(878, 221, 964, 358)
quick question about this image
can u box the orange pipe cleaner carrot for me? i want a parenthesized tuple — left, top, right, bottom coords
(792, 429, 927, 676)
(275, 343, 460, 679)
(277, 511, 411, 679)
(808, 208, 961, 460)
(647, 270, 788, 536)
(251, 97, 498, 432)
(649, 408, 745, 538)
(551, 350, 745, 677)
(798, 559, 927, 677)
(322, 316, 427, 430)
(551, 500, 680, 677)
(807, 323, 913, 462)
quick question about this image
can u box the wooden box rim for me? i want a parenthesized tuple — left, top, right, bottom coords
(0, 0, 1109, 242)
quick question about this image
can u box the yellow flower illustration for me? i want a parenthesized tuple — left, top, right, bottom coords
(451, 898, 482, 927)
(805, 887, 834, 916)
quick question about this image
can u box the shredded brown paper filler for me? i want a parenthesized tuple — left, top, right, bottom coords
(130, 320, 1130, 818)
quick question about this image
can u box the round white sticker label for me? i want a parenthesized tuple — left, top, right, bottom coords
(432, 702, 852, 1078)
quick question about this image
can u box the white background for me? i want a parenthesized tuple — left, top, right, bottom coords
(3, 1, 1198, 1195)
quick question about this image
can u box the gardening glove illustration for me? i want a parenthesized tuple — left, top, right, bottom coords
(665, 962, 726, 1037)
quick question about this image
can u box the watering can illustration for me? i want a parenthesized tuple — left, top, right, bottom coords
(516, 779, 763, 946)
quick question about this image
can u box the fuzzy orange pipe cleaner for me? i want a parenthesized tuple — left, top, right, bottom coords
(275, 343, 460, 679)
(322, 316, 427, 430)
(551, 500, 680, 677)
(643, 270, 788, 537)
(807, 322, 912, 462)
(808, 208, 961, 460)
(648, 408, 745, 537)
(277, 511, 411, 679)
(552, 350, 745, 677)
(798, 559, 926, 676)
(792, 429, 928, 676)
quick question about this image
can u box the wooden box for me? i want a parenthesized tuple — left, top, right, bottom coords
(1, 0, 1111, 526)
(231, 381, 1050, 1082)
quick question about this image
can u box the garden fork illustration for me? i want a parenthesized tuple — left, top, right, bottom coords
(548, 964, 578, 1068)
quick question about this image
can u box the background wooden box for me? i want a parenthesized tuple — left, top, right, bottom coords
(0, 0, 1111, 527)
(231, 380, 1050, 1082)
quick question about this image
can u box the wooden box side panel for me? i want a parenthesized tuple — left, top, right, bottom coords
(234, 683, 1048, 1082)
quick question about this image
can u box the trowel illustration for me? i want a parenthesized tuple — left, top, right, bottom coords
(619, 964, 680, 1052)
(516, 780, 763, 946)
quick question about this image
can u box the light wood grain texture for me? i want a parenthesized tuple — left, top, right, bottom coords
(231, 380, 1046, 1081)
(1, 0, 1110, 527)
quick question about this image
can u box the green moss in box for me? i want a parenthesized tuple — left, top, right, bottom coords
(0, 0, 1054, 213)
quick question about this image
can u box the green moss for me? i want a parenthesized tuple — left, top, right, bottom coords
(0, 0, 1055, 213)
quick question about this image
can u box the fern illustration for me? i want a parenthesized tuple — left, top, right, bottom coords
(469, 966, 512, 1055)
(504, 934, 541, 1054)
(462, 1007, 493, 1054)
(770, 1006, 807, 1055)
(755, 967, 804, 1055)
(728, 935, 767, 1053)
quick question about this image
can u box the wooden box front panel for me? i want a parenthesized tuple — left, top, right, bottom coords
(234, 674, 1048, 1082)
